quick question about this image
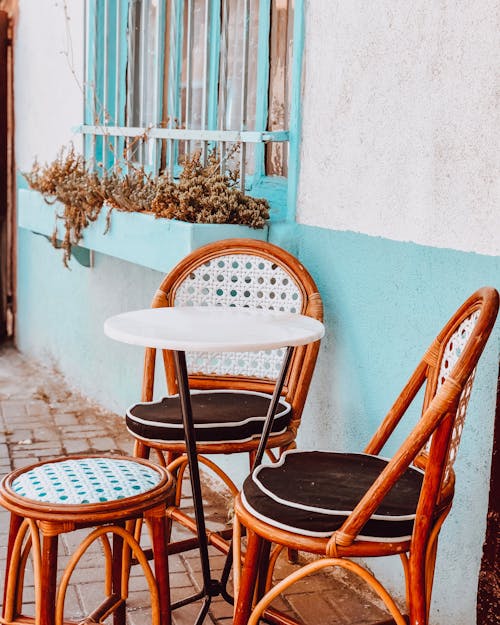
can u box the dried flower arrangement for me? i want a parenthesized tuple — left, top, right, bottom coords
(24, 145, 269, 266)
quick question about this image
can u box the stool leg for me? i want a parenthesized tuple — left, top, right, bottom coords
(2, 514, 25, 621)
(146, 506, 171, 625)
(39, 532, 59, 625)
(112, 529, 127, 625)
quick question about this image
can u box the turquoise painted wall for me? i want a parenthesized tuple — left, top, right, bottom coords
(16, 229, 164, 413)
(16, 222, 499, 623)
(272, 224, 500, 622)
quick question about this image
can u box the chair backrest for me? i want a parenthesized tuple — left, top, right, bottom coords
(333, 287, 498, 548)
(141, 239, 323, 427)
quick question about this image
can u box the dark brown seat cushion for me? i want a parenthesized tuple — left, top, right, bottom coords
(241, 450, 424, 541)
(126, 390, 291, 444)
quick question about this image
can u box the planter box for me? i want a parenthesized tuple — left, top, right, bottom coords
(18, 189, 269, 272)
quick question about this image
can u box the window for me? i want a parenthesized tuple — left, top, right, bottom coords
(83, 0, 302, 218)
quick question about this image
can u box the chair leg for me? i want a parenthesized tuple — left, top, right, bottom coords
(249, 450, 257, 469)
(408, 549, 428, 625)
(133, 439, 151, 459)
(164, 451, 181, 468)
(233, 529, 267, 625)
(146, 506, 172, 625)
(286, 547, 299, 564)
(256, 539, 272, 601)
(424, 534, 440, 622)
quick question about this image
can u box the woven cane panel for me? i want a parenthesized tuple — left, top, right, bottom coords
(444, 369, 476, 480)
(11, 458, 161, 504)
(437, 310, 480, 390)
(173, 254, 303, 379)
(425, 310, 480, 479)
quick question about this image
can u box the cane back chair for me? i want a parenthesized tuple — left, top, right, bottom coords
(128, 239, 323, 526)
(233, 287, 499, 625)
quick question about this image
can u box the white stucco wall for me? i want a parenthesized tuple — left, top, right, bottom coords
(298, 1, 500, 256)
(14, 0, 84, 170)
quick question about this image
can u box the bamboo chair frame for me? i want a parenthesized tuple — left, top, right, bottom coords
(0, 455, 175, 625)
(233, 287, 499, 625)
(131, 239, 323, 536)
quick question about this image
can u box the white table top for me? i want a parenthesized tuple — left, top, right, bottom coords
(104, 306, 324, 352)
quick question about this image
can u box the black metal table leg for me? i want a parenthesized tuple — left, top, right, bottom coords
(252, 346, 294, 470)
(172, 346, 295, 623)
(173, 351, 220, 623)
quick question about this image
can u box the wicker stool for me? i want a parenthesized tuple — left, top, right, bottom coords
(0, 455, 175, 625)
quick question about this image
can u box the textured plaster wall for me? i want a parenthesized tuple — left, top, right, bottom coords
(298, 1, 500, 255)
(14, 0, 84, 169)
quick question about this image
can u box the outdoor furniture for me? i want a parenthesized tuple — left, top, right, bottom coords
(125, 239, 322, 505)
(0, 455, 174, 625)
(232, 287, 499, 625)
(104, 304, 325, 625)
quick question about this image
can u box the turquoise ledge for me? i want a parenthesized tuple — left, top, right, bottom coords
(18, 189, 269, 273)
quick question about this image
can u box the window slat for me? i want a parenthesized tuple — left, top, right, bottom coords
(80, 125, 289, 143)
(254, 0, 271, 181)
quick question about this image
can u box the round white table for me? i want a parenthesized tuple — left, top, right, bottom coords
(104, 306, 324, 352)
(104, 306, 324, 623)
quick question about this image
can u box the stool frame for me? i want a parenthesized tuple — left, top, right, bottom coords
(0, 455, 174, 625)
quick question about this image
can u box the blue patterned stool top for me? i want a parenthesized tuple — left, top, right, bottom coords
(11, 457, 162, 505)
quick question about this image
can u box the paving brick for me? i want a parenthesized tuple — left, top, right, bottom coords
(286, 590, 345, 623)
(64, 438, 93, 454)
(168, 570, 194, 589)
(0, 401, 27, 419)
(62, 424, 109, 436)
(9, 430, 34, 443)
(12, 457, 39, 469)
(127, 605, 154, 625)
(209, 597, 235, 620)
(25, 401, 51, 417)
(31, 426, 60, 442)
(76, 581, 108, 614)
(167, 554, 186, 573)
(54, 413, 80, 426)
(60, 586, 84, 620)
(170, 597, 217, 625)
(90, 436, 118, 452)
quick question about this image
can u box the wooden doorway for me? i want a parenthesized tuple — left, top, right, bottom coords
(0, 7, 15, 342)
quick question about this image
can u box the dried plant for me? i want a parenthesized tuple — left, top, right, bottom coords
(24, 145, 269, 266)
(24, 146, 105, 266)
(152, 149, 269, 228)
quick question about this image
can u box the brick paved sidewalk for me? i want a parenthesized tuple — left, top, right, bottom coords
(0, 345, 391, 624)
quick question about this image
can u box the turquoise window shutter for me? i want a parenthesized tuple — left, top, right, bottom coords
(84, 0, 304, 222)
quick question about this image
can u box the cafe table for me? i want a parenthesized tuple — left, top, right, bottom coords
(104, 305, 325, 624)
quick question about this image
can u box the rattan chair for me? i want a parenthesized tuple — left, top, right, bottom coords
(0, 455, 174, 625)
(127, 239, 322, 539)
(232, 287, 499, 625)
